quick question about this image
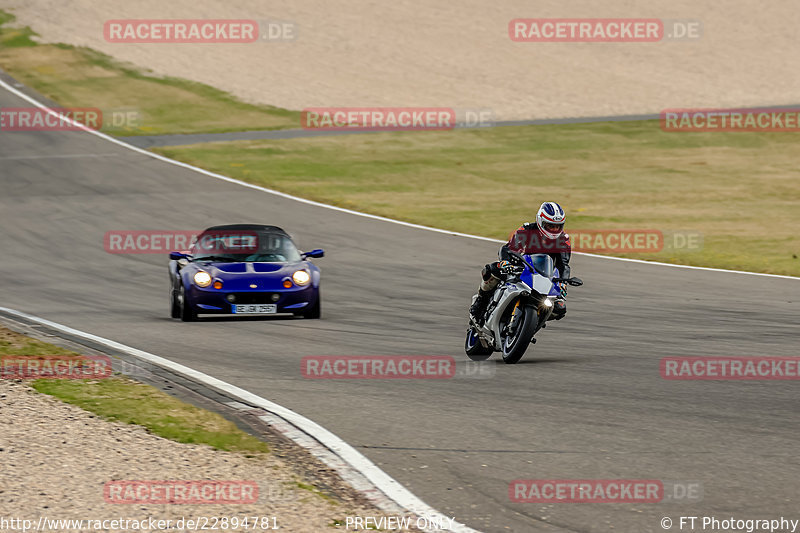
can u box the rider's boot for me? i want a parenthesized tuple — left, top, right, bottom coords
(469, 289, 492, 325)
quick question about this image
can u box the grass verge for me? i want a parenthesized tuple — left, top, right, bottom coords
(154, 123, 800, 276)
(1, 9, 797, 275)
(0, 11, 298, 135)
(0, 325, 269, 454)
(32, 379, 271, 454)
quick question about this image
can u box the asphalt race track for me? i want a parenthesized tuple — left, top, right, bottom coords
(1, 85, 798, 533)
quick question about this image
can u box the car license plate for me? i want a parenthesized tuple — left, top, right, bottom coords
(233, 304, 277, 314)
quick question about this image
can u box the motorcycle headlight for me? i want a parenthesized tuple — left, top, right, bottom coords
(542, 298, 553, 308)
(292, 270, 311, 286)
(193, 271, 212, 287)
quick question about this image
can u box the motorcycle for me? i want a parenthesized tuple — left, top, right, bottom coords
(465, 250, 583, 364)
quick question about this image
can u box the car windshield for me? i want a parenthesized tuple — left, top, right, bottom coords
(191, 230, 302, 263)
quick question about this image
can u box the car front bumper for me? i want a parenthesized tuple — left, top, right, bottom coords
(187, 285, 318, 314)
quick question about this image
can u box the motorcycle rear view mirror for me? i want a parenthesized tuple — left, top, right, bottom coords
(554, 277, 584, 286)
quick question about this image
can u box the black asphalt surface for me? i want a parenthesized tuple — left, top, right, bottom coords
(1, 85, 799, 533)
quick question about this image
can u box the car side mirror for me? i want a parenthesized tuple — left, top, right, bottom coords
(169, 251, 190, 260)
(303, 249, 325, 259)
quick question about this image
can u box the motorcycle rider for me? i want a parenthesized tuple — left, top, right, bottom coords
(469, 202, 572, 324)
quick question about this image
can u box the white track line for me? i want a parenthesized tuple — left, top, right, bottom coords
(0, 306, 474, 533)
(1, 73, 797, 530)
(0, 77, 796, 281)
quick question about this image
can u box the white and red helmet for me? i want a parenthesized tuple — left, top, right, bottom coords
(536, 202, 566, 239)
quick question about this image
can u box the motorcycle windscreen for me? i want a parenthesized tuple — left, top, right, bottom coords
(527, 254, 555, 295)
(528, 254, 554, 277)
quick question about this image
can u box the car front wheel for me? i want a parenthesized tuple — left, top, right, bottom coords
(179, 285, 197, 322)
(301, 293, 321, 319)
(170, 286, 180, 318)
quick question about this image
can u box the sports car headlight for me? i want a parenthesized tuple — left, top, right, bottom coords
(193, 271, 212, 287)
(292, 270, 311, 286)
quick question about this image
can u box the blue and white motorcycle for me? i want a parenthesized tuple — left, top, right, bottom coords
(466, 250, 583, 364)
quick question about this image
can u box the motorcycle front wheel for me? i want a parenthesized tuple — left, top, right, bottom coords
(500, 303, 537, 364)
(465, 326, 493, 360)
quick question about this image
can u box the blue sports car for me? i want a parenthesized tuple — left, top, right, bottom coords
(168, 224, 324, 321)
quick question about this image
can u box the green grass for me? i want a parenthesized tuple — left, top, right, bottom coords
(0, 11, 299, 135)
(0, 325, 269, 454)
(154, 122, 800, 276)
(1, 9, 797, 275)
(295, 482, 337, 504)
(0, 11, 37, 48)
(32, 378, 271, 454)
(0, 328, 75, 356)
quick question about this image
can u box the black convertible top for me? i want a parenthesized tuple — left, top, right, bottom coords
(202, 224, 289, 235)
(193, 225, 297, 256)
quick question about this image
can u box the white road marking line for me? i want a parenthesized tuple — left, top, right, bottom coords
(1, 72, 797, 531)
(0, 306, 476, 533)
(0, 77, 795, 281)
